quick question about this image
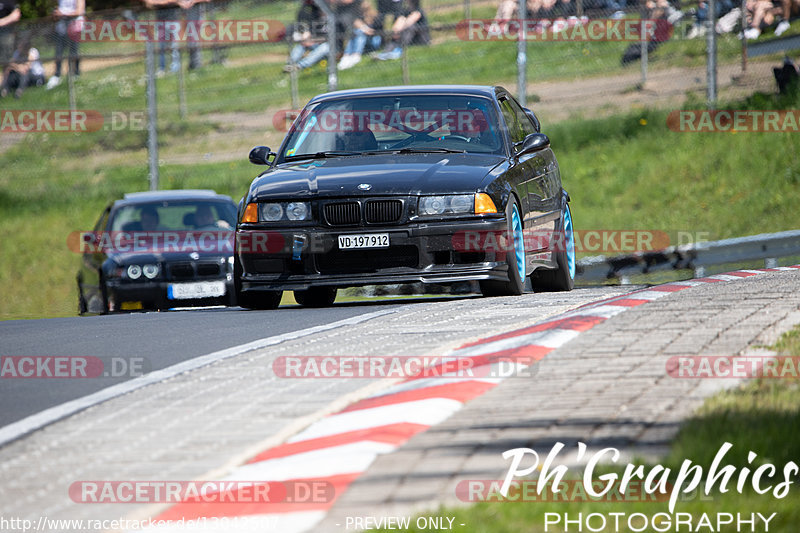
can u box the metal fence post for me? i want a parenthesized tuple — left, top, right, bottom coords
(312, 0, 337, 92)
(402, 44, 410, 84)
(68, 71, 76, 112)
(706, 0, 717, 108)
(740, 0, 747, 73)
(177, 48, 188, 120)
(517, 0, 527, 105)
(640, 19, 648, 85)
(145, 40, 160, 191)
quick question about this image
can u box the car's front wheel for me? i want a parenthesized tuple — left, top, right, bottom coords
(294, 287, 337, 308)
(237, 290, 283, 310)
(234, 256, 282, 310)
(480, 200, 526, 297)
(531, 203, 575, 292)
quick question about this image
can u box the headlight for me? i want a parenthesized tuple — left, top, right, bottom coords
(127, 265, 142, 280)
(257, 202, 311, 222)
(418, 195, 474, 216)
(286, 202, 309, 221)
(262, 203, 284, 222)
(142, 264, 159, 279)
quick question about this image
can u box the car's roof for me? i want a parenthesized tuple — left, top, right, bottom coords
(116, 190, 233, 206)
(309, 85, 504, 103)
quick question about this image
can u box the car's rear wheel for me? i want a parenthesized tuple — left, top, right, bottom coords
(480, 200, 526, 297)
(294, 287, 337, 308)
(531, 203, 575, 292)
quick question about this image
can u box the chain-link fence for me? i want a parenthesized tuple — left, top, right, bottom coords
(0, 0, 797, 319)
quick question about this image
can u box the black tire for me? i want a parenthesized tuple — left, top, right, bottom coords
(235, 256, 282, 310)
(480, 199, 526, 297)
(294, 287, 337, 308)
(77, 278, 88, 315)
(237, 289, 283, 310)
(531, 203, 575, 292)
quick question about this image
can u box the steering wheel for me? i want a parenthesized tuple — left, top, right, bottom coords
(443, 135, 472, 142)
(390, 131, 438, 149)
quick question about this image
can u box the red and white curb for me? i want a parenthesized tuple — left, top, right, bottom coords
(144, 265, 800, 532)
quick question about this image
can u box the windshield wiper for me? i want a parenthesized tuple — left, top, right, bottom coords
(368, 147, 467, 155)
(284, 150, 362, 161)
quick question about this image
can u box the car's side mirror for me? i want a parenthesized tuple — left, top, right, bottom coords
(517, 133, 550, 156)
(249, 146, 275, 166)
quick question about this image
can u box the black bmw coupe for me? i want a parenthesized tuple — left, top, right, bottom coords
(235, 85, 575, 309)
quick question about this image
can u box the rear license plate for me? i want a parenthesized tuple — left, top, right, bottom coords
(168, 281, 226, 300)
(338, 233, 390, 249)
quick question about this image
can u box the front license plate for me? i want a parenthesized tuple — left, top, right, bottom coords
(168, 281, 226, 300)
(338, 233, 390, 249)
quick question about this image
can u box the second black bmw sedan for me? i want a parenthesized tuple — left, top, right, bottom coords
(77, 190, 238, 314)
(235, 85, 576, 309)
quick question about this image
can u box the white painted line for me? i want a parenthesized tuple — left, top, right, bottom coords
(450, 328, 579, 359)
(365, 376, 503, 399)
(0, 309, 398, 448)
(288, 398, 463, 443)
(224, 441, 395, 482)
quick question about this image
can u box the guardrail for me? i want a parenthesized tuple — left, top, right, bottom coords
(576, 229, 800, 282)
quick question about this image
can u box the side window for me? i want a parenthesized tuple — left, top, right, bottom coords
(505, 96, 536, 139)
(94, 206, 111, 232)
(499, 98, 525, 147)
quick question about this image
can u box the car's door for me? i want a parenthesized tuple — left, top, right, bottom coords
(80, 204, 111, 306)
(497, 94, 559, 256)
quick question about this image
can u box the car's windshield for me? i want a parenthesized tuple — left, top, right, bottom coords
(280, 94, 504, 161)
(109, 200, 237, 232)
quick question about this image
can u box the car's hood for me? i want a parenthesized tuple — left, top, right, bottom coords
(249, 153, 506, 200)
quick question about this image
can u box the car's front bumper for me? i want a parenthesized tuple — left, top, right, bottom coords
(105, 278, 235, 311)
(238, 218, 512, 292)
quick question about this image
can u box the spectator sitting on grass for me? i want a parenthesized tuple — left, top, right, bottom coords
(687, 0, 735, 38)
(284, 0, 330, 73)
(775, 0, 799, 35)
(1, 38, 35, 98)
(338, 0, 382, 69)
(742, 0, 782, 39)
(375, 0, 429, 61)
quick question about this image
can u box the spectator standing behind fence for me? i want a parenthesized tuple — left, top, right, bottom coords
(338, 0, 381, 69)
(375, 0, 429, 61)
(46, 0, 84, 90)
(0, 1, 20, 68)
(179, 0, 208, 69)
(284, 0, 330, 73)
(142, 0, 181, 74)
